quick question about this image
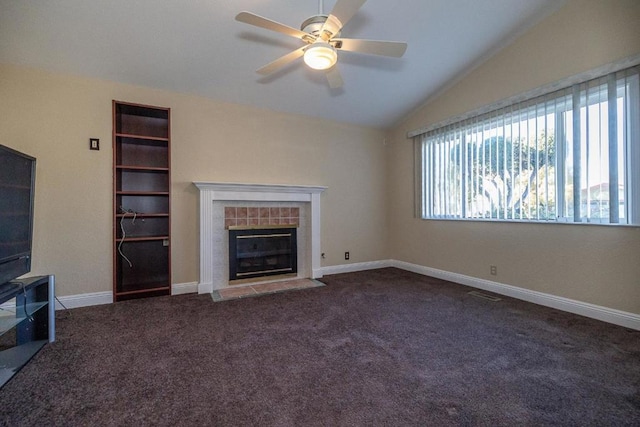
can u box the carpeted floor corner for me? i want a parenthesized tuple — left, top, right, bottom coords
(0, 268, 638, 426)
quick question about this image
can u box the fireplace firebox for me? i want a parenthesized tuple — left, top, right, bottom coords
(229, 227, 297, 281)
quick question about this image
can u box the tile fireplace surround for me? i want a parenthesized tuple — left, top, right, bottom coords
(194, 182, 327, 294)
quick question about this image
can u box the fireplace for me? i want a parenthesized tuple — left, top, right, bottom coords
(194, 182, 327, 293)
(229, 227, 297, 280)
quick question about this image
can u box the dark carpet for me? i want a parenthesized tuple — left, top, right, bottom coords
(1, 268, 639, 426)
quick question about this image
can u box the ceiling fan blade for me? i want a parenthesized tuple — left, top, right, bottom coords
(256, 46, 307, 75)
(319, 0, 366, 40)
(326, 66, 344, 89)
(236, 11, 309, 40)
(333, 38, 407, 57)
(328, 0, 367, 30)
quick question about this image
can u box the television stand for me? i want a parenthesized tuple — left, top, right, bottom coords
(0, 275, 55, 388)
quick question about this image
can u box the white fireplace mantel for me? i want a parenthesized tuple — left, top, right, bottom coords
(194, 182, 327, 294)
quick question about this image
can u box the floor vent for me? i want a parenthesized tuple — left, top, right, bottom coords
(468, 290, 502, 302)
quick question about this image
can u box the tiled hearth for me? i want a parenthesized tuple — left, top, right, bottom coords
(211, 278, 324, 302)
(194, 182, 327, 294)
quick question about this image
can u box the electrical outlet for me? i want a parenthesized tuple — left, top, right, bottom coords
(490, 265, 497, 276)
(345, 251, 350, 260)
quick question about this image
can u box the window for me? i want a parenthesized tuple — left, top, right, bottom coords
(418, 65, 640, 225)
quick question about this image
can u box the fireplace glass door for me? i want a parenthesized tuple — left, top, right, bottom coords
(229, 228, 297, 280)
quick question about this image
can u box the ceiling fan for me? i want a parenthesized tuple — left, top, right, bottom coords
(235, 0, 408, 89)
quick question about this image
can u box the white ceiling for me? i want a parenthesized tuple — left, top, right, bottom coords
(0, 0, 562, 129)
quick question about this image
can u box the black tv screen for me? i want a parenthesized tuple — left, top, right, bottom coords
(0, 144, 36, 285)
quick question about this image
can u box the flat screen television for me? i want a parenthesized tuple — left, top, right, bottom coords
(0, 144, 36, 286)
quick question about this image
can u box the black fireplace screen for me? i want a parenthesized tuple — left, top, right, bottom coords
(229, 228, 297, 280)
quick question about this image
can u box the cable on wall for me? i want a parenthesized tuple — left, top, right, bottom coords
(118, 207, 138, 268)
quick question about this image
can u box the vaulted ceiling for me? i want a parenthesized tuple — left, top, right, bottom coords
(0, 0, 562, 129)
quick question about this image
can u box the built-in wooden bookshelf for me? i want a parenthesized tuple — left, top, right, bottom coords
(113, 101, 171, 301)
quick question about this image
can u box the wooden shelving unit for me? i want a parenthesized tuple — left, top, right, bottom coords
(113, 101, 171, 301)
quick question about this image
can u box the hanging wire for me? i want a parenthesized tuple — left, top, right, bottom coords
(118, 208, 136, 268)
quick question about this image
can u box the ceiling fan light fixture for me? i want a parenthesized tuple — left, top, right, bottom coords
(303, 42, 337, 70)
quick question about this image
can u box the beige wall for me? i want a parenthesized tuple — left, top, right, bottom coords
(387, 0, 640, 314)
(2, 0, 639, 317)
(0, 64, 388, 296)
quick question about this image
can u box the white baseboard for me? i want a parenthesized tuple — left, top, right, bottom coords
(53, 281, 199, 310)
(55, 291, 112, 310)
(321, 260, 393, 276)
(21, 261, 639, 331)
(172, 281, 198, 295)
(391, 260, 640, 331)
